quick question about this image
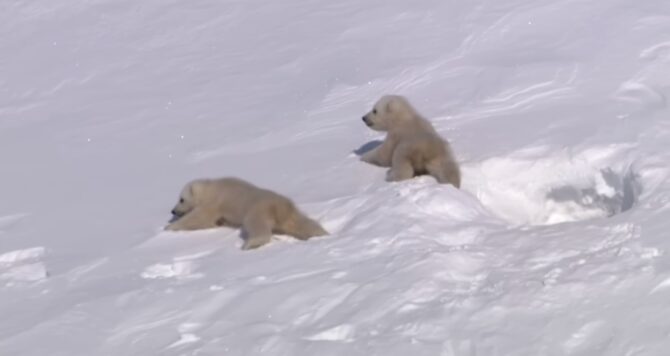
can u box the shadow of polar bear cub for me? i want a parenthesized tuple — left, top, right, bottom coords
(166, 177, 328, 250)
(360, 95, 461, 188)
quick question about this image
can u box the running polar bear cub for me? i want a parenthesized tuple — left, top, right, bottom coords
(360, 95, 461, 188)
(166, 177, 328, 250)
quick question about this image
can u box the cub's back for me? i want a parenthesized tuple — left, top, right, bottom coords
(216, 177, 293, 210)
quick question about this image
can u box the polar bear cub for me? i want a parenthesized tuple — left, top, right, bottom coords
(166, 177, 328, 250)
(360, 95, 461, 187)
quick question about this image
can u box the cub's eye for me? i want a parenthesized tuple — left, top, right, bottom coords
(372, 109, 377, 114)
(179, 198, 184, 203)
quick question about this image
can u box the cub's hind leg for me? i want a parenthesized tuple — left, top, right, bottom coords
(241, 205, 275, 250)
(426, 158, 461, 188)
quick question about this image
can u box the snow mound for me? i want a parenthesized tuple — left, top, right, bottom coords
(467, 145, 641, 226)
(0, 247, 48, 285)
(3, 0, 670, 354)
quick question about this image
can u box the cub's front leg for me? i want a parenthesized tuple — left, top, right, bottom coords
(241, 206, 274, 250)
(165, 208, 218, 231)
(385, 145, 416, 182)
(360, 137, 395, 167)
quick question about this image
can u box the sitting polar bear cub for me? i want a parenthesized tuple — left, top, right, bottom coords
(166, 177, 328, 250)
(360, 95, 461, 188)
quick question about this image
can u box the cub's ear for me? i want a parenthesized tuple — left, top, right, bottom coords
(385, 100, 393, 112)
(385, 95, 412, 114)
(188, 180, 207, 198)
(385, 96, 403, 113)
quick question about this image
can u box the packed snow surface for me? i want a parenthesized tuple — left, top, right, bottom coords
(2, 0, 670, 355)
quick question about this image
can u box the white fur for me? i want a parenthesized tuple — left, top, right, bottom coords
(166, 177, 328, 250)
(360, 95, 461, 187)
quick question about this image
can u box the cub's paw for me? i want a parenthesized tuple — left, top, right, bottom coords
(241, 238, 270, 250)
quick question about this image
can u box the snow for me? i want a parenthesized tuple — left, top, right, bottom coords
(1, 0, 670, 355)
(0, 247, 48, 284)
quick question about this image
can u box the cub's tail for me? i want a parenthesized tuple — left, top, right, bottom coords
(289, 212, 329, 240)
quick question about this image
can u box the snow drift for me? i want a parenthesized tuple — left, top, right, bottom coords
(1, 0, 670, 355)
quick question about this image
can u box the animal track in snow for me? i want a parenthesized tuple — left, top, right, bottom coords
(141, 261, 199, 280)
(0, 213, 28, 234)
(640, 41, 670, 61)
(562, 320, 610, 354)
(140, 250, 214, 280)
(615, 82, 666, 111)
(305, 324, 355, 342)
(141, 259, 202, 280)
(0, 247, 48, 284)
(167, 323, 202, 349)
(650, 276, 670, 294)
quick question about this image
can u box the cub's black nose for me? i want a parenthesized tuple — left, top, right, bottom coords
(362, 116, 367, 122)
(171, 209, 176, 215)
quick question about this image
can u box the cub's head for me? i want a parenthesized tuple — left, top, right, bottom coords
(170, 179, 208, 217)
(361, 95, 416, 131)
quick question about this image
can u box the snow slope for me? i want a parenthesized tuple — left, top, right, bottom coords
(2, 0, 670, 354)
